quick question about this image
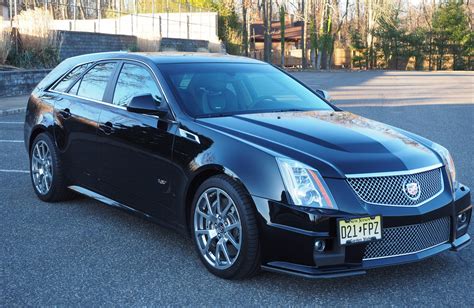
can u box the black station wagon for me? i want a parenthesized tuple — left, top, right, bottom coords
(24, 52, 471, 279)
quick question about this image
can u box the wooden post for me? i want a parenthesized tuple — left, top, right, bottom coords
(166, 0, 169, 37)
(187, 15, 190, 39)
(97, 0, 101, 33)
(152, 0, 155, 35)
(159, 15, 162, 38)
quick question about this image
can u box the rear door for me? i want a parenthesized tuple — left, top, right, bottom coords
(97, 61, 178, 219)
(53, 61, 118, 188)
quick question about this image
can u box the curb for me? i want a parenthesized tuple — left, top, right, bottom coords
(0, 107, 26, 116)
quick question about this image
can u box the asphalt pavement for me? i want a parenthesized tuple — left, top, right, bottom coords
(1, 71, 473, 306)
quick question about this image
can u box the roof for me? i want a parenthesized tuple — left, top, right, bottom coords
(67, 51, 265, 65)
(145, 52, 264, 64)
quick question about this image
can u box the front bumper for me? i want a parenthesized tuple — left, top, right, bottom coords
(253, 183, 472, 279)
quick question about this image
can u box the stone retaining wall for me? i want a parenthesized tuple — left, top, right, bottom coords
(0, 69, 51, 97)
(57, 31, 137, 60)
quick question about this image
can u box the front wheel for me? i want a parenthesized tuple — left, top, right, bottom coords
(191, 175, 260, 279)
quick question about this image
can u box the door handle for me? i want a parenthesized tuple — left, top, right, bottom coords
(58, 108, 71, 119)
(99, 121, 115, 135)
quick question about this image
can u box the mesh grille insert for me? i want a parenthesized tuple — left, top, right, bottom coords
(347, 168, 443, 206)
(363, 217, 450, 260)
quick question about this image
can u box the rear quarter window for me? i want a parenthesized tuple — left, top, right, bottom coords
(51, 63, 92, 92)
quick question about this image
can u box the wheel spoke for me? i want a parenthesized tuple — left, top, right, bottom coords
(34, 146, 41, 160)
(44, 174, 51, 191)
(39, 143, 45, 159)
(32, 155, 41, 165)
(220, 241, 231, 264)
(195, 229, 217, 240)
(224, 222, 240, 233)
(226, 233, 240, 249)
(196, 207, 213, 222)
(203, 238, 212, 254)
(221, 199, 232, 217)
(204, 192, 214, 216)
(214, 241, 221, 266)
(216, 191, 222, 214)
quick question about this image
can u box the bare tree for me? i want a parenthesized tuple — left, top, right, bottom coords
(262, 0, 272, 63)
(301, 0, 309, 68)
(279, 1, 286, 67)
(242, 0, 249, 56)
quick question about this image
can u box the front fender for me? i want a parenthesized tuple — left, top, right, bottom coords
(176, 120, 287, 202)
(172, 120, 289, 231)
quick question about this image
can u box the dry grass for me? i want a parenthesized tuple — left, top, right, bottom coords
(15, 8, 55, 51)
(0, 17, 12, 64)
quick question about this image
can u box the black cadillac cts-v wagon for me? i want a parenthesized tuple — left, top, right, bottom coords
(24, 52, 471, 279)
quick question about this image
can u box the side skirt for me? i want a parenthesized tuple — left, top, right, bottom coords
(68, 185, 186, 235)
(69, 185, 152, 218)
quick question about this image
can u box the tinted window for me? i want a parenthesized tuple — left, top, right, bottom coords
(159, 63, 333, 118)
(68, 81, 80, 95)
(75, 62, 116, 101)
(52, 63, 92, 92)
(113, 63, 162, 107)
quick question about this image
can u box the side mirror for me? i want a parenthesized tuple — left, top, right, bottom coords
(127, 94, 168, 116)
(316, 89, 332, 102)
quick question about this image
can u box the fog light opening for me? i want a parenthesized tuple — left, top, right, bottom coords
(314, 240, 326, 252)
(457, 213, 468, 225)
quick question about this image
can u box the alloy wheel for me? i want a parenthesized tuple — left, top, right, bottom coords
(194, 187, 242, 270)
(31, 140, 53, 195)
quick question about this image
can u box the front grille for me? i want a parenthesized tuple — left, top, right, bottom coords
(363, 217, 450, 260)
(347, 167, 443, 206)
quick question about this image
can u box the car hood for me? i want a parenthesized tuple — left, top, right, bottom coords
(196, 111, 442, 178)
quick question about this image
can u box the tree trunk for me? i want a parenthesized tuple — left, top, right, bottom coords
(242, 1, 248, 57)
(301, 0, 308, 69)
(78, 0, 86, 20)
(366, 0, 375, 69)
(316, 0, 326, 70)
(280, 5, 285, 67)
(262, 0, 271, 63)
(269, 0, 273, 62)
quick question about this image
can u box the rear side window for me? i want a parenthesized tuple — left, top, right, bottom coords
(112, 63, 162, 107)
(75, 62, 116, 101)
(52, 63, 92, 92)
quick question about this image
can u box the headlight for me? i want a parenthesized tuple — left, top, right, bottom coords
(276, 157, 337, 209)
(432, 143, 458, 191)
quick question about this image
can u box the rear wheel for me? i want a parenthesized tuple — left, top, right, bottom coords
(30, 132, 74, 202)
(191, 175, 260, 279)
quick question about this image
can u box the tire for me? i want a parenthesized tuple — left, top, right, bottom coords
(191, 174, 260, 279)
(30, 132, 74, 202)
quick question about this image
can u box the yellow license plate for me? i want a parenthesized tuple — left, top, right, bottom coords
(338, 216, 382, 245)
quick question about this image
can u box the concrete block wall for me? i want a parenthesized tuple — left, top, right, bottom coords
(0, 69, 51, 97)
(57, 31, 137, 61)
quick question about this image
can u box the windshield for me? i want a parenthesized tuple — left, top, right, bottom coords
(158, 63, 333, 118)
